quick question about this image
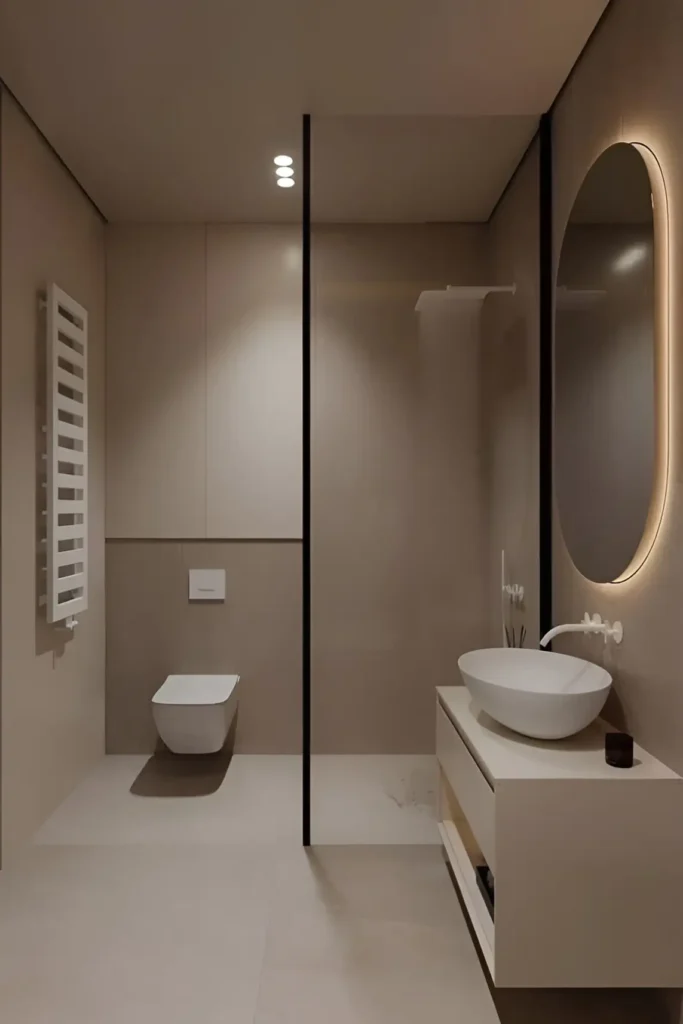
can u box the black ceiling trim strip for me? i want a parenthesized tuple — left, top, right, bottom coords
(549, 0, 616, 114)
(0, 77, 107, 223)
(487, 125, 540, 224)
(487, 0, 617, 224)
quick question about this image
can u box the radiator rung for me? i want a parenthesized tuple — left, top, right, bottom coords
(56, 420, 84, 442)
(57, 339, 85, 369)
(57, 473, 85, 491)
(56, 524, 85, 541)
(56, 548, 84, 567)
(57, 394, 84, 418)
(57, 365, 84, 393)
(56, 501, 85, 517)
(56, 573, 85, 594)
(54, 595, 87, 616)
(57, 446, 85, 466)
(56, 313, 85, 347)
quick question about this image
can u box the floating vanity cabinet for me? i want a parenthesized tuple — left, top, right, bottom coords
(436, 687, 683, 988)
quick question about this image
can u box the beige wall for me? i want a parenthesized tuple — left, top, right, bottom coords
(0, 92, 106, 860)
(105, 224, 302, 754)
(550, 0, 683, 785)
(550, 10, 683, 1017)
(106, 224, 302, 540)
(106, 222, 489, 754)
(106, 542, 301, 753)
(312, 225, 490, 752)
(483, 0, 683, 787)
(481, 29, 676, 1015)
(481, 142, 540, 650)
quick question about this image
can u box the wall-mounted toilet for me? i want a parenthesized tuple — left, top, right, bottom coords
(152, 674, 240, 754)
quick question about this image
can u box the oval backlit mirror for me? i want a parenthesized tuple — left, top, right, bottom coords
(555, 142, 668, 583)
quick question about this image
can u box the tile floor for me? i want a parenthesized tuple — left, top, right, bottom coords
(34, 754, 439, 847)
(0, 755, 666, 1023)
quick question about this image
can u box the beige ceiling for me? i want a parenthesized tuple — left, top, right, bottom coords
(0, 0, 609, 222)
(312, 116, 539, 223)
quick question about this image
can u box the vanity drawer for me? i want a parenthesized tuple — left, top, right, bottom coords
(436, 703, 495, 871)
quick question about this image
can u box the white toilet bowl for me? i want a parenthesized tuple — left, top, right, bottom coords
(152, 674, 240, 754)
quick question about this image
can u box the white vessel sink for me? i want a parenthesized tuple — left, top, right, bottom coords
(458, 648, 612, 740)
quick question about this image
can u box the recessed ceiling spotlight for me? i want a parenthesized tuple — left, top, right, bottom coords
(274, 155, 293, 166)
(277, 178, 295, 188)
(276, 167, 294, 178)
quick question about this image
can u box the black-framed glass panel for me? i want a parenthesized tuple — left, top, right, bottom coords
(307, 115, 531, 843)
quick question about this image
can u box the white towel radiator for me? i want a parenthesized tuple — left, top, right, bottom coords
(45, 283, 88, 627)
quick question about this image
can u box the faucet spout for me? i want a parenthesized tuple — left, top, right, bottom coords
(540, 622, 593, 647)
(539, 614, 623, 648)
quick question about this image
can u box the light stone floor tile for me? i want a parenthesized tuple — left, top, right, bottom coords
(272, 839, 458, 929)
(254, 965, 500, 1024)
(263, 909, 474, 975)
(272, 845, 461, 928)
(0, 844, 272, 1024)
(261, 845, 499, 1023)
(0, 958, 262, 1024)
(34, 754, 303, 847)
(311, 755, 439, 845)
(0, 755, 664, 1023)
(35, 754, 438, 847)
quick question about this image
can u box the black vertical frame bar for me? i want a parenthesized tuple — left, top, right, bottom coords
(539, 111, 553, 643)
(302, 113, 311, 846)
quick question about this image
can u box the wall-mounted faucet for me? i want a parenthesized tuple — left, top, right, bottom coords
(540, 612, 623, 648)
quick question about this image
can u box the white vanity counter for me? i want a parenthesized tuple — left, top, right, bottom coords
(437, 686, 678, 783)
(436, 686, 683, 988)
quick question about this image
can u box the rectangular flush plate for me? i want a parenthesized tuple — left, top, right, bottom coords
(189, 569, 226, 601)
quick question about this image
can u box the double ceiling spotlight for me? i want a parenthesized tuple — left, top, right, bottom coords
(274, 155, 295, 188)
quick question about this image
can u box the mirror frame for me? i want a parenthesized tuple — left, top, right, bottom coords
(616, 143, 670, 582)
(555, 141, 670, 584)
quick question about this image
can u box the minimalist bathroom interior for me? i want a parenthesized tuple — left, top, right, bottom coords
(0, 1, 682, 1022)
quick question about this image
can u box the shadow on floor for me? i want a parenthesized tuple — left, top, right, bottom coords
(130, 720, 237, 797)
(493, 987, 664, 1024)
(130, 748, 234, 797)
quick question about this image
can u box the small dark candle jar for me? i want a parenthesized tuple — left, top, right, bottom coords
(605, 732, 634, 769)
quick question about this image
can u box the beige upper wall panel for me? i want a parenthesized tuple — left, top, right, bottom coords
(206, 225, 302, 539)
(106, 225, 207, 538)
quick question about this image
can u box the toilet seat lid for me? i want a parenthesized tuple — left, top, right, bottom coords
(152, 674, 240, 706)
